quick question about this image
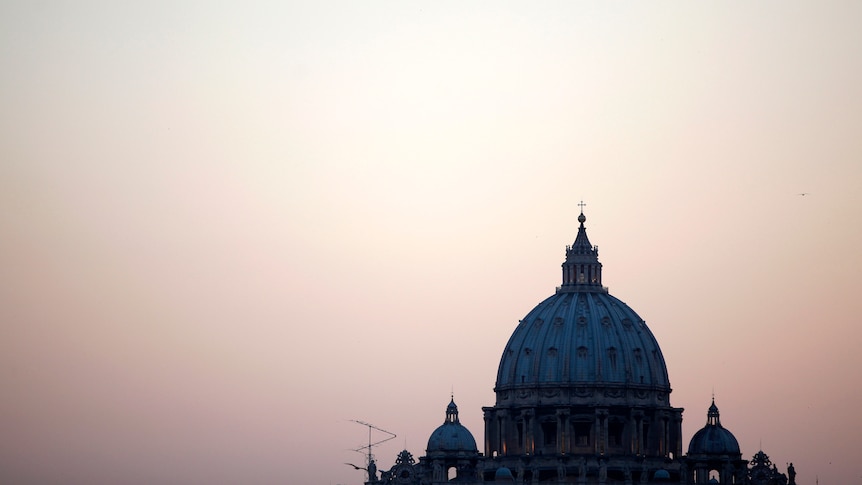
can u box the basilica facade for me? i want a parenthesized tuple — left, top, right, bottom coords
(363, 211, 796, 485)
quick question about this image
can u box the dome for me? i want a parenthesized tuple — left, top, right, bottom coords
(426, 398, 478, 455)
(495, 291, 670, 391)
(483, 209, 685, 462)
(495, 210, 671, 401)
(654, 469, 671, 480)
(494, 467, 514, 481)
(687, 400, 741, 456)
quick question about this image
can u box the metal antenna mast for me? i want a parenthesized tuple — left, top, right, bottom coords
(347, 420, 396, 482)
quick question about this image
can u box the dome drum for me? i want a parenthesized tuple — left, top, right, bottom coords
(494, 384, 671, 408)
(483, 403, 684, 461)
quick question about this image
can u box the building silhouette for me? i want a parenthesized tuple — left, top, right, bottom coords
(363, 209, 795, 485)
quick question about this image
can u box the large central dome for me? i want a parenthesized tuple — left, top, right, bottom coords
(496, 291, 670, 392)
(483, 209, 682, 468)
(495, 210, 671, 403)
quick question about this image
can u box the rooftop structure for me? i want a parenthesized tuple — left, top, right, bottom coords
(363, 207, 796, 485)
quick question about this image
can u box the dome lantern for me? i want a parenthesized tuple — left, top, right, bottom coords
(445, 396, 459, 424)
(707, 398, 721, 426)
(560, 203, 604, 292)
(426, 397, 478, 455)
(687, 399, 741, 456)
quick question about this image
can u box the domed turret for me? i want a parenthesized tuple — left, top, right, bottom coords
(494, 467, 515, 482)
(426, 397, 478, 456)
(683, 399, 748, 484)
(688, 399, 741, 456)
(654, 469, 671, 481)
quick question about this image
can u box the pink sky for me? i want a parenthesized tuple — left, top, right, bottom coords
(1, 2, 861, 484)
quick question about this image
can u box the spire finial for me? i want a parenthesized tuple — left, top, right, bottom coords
(578, 200, 586, 214)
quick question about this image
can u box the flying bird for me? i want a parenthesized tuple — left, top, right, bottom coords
(345, 463, 366, 471)
(798, 193, 809, 196)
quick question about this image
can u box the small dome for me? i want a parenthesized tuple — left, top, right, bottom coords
(654, 469, 671, 480)
(495, 467, 515, 481)
(426, 398, 478, 455)
(688, 400, 741, 456)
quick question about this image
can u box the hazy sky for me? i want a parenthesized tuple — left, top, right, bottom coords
(2, 2, 861, 484)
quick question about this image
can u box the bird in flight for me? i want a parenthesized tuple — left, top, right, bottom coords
(798, 193, 809, 196)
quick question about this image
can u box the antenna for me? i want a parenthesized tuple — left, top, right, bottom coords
(349, 420, 396, 482)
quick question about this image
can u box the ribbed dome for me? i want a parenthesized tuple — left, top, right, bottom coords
(495, 211, 670, 398)
(483, 209, 685, 464)
(426, 398, 478, 455)
(687, 400, 740, 456)
(496, 290, 670, 392)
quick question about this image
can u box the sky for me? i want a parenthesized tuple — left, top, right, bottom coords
(1, 1, 861, 484)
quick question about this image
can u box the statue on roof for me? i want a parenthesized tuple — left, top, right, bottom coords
(368, 458, 378, 483)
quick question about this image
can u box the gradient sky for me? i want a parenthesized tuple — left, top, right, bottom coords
(2, 2, 861, 484)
